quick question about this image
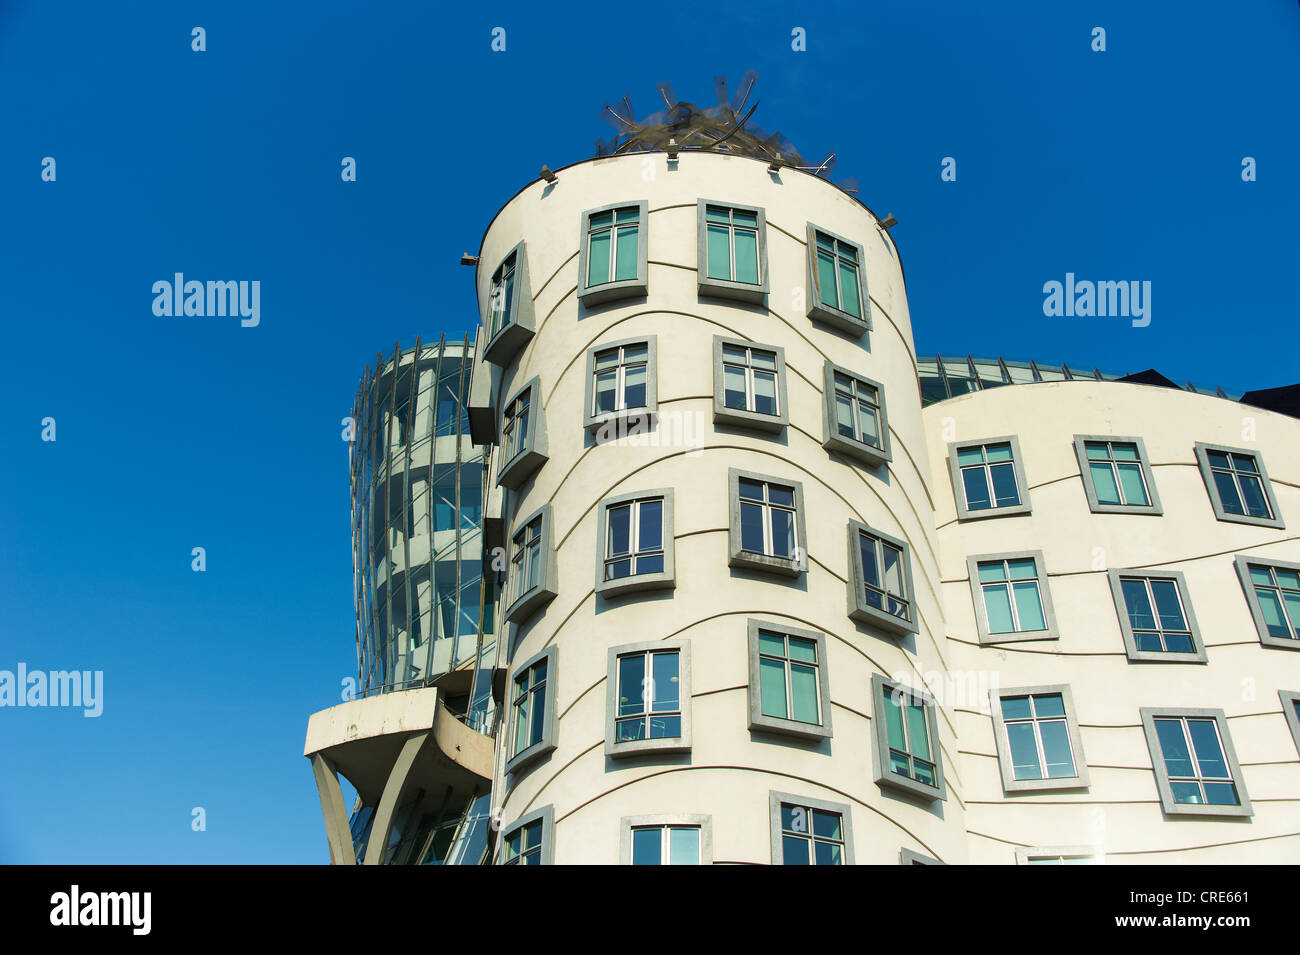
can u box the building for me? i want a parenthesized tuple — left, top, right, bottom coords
(303, 83, 1300, 865)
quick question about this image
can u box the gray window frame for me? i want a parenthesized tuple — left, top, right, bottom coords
(746, 620, 832, 741)
(768, 791, 855, 865)
(504, 646, 558, 776)
(966, 550, 1060, 645)
(619, 814, 712, 865)
(1072, 434, 1163, 516)
(594, 489, 675, 598)
(804, 223, 871, 336)
(947, 435, 1032, 520)
(496, 376, 548, 490)
(582, 335, 658, 436)
(712, 336, 789, 433)
(605, 639, 692, 758)
(1280, 690, 1300, 758)
(1139, 707, 1253, 818)
(989, 684, 1090, 793)
(577, 200, 649, 307)
(503, 504, 558, 625)
(847, 520, 918, 637)
(1013, 845, 1103, 865)
(697, 199, 769, 303)
(899, 849, 943, 865)
(870, 673, 948, 802)
(727, 468, 807, 577)
(1107, 568, 1207, 663)
(497, 804, 554, 864)
(1233, 554, 1300, 651)
(821, 361, 892, 468)
(1194, 442, 1284, 529)
(482, 239, 536, 367)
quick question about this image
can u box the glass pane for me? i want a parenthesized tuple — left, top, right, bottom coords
(759, 657, 788, 719)
(1008, 558, 1037, 580)
(962, 468, 992, 510)
(1230, 453, 1257, 473)
(614, 224, 639, 281)
(1283, 592, 1300, 639)
(813, 841, 842, 866)
(1213, 471, 1243, 514)
(1090, 462, 1121, 505)
(615, 207, 639, 223)
(1239, 475, 1270, 518)
(650, 714, 680, 738)
(882, 546, 903, 596)
(1112, 443, 1139, 461)
(1033, 694, 1066, 718)
(782, 835, 810, 865)
(983, 585, 1015, 633)
(607, 505, 631, 557)
(638, 499, 663, 551)
(618, 654, 646, 716)
(1006, 722, 1043, 779)
(734, 230, 759, 284)
(1012, 581, 1046, 630)
(957, 447, 985, 466)
(652, 652, 678, 710)
(668, 827, 699, 865)
(1000, 696, 1032, 720)
(1170, 781, 1204, 804)
(790, 664, 819, 723)
(707, 223, 731, 280)
(1150, 580, 1186, 630)
(1187, 720, 1229, 778)
(623, 365, 647, 409)
(616, 717, 645, 742)
(587, 231, 610, 285)
(1206, 450, 1231, 469)
(768, 485, 794, 508)
(978, 561, 1006, 584)
(883, 690, 905, 750)
(990, 463, 1020, 507)
(530, 688, 545, 745)
(770, 509, 795, 560)
(812, 811, 841, 840)
(838, 261, 861, 317)
(724, 365, 747, 410)
(750, 350, 776, 370)
(859, 535, 879, 587)
(738, 478, 763, 500)
(906, 704, 931, 760)
(985, 443, 1013, 462)
(858, 403, 880, 446)
(1202, 782, 1239, 806)
(788, 637, 816, 663)
(740, 501, 765, 554)
(835, 394, 854, 437)
(594, 370, 618, 414)
(758, 631, 785, 656)
(1117, 463, 1149, 505)
(753, 371, 777, 415)
(631, 827, 661, 865)
(705, 206, 730, 224)
(1085, 442, 1111, 461)
(1154, 719, 1195, 777)
(1040, 720, 1076, 777)
(733, 210, 757, 227)
(1257, 588, 1288, 638)
(1121, 579, 1157, 630)
(816, 250, 838, 309)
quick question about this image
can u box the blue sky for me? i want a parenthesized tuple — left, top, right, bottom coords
(0, 1, 1296, 863)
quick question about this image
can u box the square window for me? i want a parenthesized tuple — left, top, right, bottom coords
(577, 201, 648, 307)
(1139, 708, 1252, 817)
(747, 621, 832, 741)
(504, 504, 558, 625)
(595, 489, 675, 597)
(1107, 569, 1206, 662)
(697, 200, 769, 303)
(871, 673, 947, 801)
(1194, 443, 1284, 529)
(583, 336, 658, 436)
(848, 521, 918, 636)
(989, 685, 1090, 793)
(620, 815, 712, 865)
(1073, 435, 1163, 515)
(1279, 690, 1300, 758)
(496, 376, 548, 490)
(947, 436, 1032, 520)
(727, 469, 807, 577)
(499, 805, 553, 864)
(805, 224, 871, 335)
(967, 551, 1059, 645)
(605, 640, 692, 758)
(712, 336, 790, 433)
(481, 241, 536, 367)
(1014, 846, 1103, 865)
(505, 646, 558, 775)
(1234, 555, 1300, 651)
(768, 791, 854, 864)
(821, 362, 892, 468)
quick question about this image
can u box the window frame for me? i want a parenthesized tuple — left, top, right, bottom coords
(966, 550, 1060, 645)
(711, 335, 789, 433)
(947, 435, 1032, 520)
(870, 673, 948, 802)
(619, 814, 712, 865)
(1139, 707, 1253, 818)
(482, 240, 536, 367)
(899, 849, 944, 865)
(989, 684, 1090, 793)
(582, 335, 658, 435)
(1072, 434, 1163, 516)
(577, 200, 649, 307)
(504, 646, 558, 776)
(1280, 690, 1300, 758)
(1107, 568, 1207, 663)
(804, 223, 871, 336)
(1013, 845, 1103, 865)
(768, 791, 855, 865)
(496, 376, 548, 490)
(1194, 442, 1284, 529)
(821, 361, 892, 468)
(1233, 554, 1300, 651)
(697, 199, 769, 303)
(727, 468, 808, 577)
(594, 488, 675, 598)
(497, 805, 554, 864)
(847, 520, 918, 637)
(746, 620, 832, 741)
(605, 639, 692, 758)
(503, 504, 558, 625)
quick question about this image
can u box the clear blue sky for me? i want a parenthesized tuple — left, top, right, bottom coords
(1, 1, 1296, 863)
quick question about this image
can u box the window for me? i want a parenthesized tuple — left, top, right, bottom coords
(769, 792, 854, 865)
(503, 505, 557, 625)
(805, 225, 870, 335)
(747, 621, 832, 741)
(697, 200, 768, 302)
(1072, 434, 1162, 515)
(594, 490, 674, 598)
(583, 336, 657, 435)
(899, 849, 943, 865)
(1139, 708, 1252, 817)
(504, 646, 557, 776)
(947, 436, 1031, 520)
(821, 362, 891, 467)
(499, 806, 553, 864)
(871, 674, 947, 801)
(1194, 442, 1284, 529)
(967, 551, 1059, 645)
(620, 815, 711, 865)
(1107, 569, 1206, 663)
(1014, 846, 1103, 865)
(605, 640, 691, 757)
(712, 336, 789, 432)
(481, 241, 535, 366)
(848, 521, 917, 636)
(496, 377, 547, 490)
(1234, 555, 1300, 651)
(1280, 691, 1300, 758)
(578, 201, 648, 306)
(989, 685, 1089, 793)
(727, 469, 807, 576)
